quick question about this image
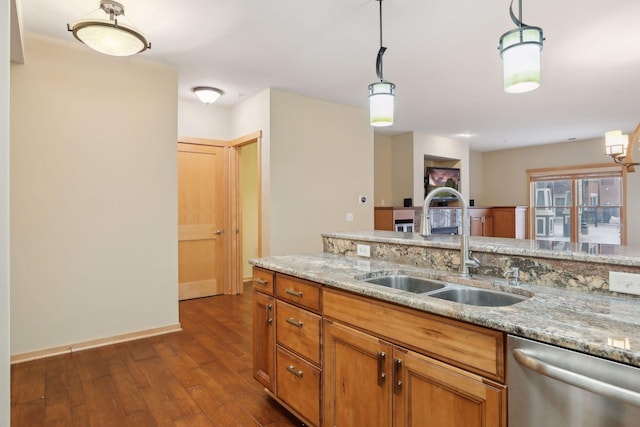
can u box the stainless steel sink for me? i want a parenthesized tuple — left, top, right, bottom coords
(363, 275, 446, 293)
(428, 288, 526, 307)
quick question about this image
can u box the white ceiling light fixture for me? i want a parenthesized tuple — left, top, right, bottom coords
(605, 124, 640, 172)
(67, 0, 150, 57)
(498, 0, 544, 94)
(192, 87, 224, 104)
(368, 0, 396, 127)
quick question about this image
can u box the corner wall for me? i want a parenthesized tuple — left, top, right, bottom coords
(1, 0, 11, 422)
(269, 89, 374, 254)
(373, 133, 392, 206)
(10, 34, 179, 356)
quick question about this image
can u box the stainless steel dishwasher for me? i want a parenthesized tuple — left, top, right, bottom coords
(508, 335, 640, 426)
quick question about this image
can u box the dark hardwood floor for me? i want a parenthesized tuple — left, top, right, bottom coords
(11, 286, 305, 426)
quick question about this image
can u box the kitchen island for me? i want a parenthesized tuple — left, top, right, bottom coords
(250, 231, 640, 426)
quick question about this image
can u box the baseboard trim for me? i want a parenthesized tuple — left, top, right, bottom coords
(11, 323, 182, 364)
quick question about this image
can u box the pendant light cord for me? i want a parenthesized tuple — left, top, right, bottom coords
(375, 0, 386, 81)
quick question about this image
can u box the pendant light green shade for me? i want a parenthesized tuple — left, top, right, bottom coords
(369, 81, 395, 127)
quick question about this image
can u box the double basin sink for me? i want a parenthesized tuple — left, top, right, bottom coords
(359, 273, 530, 307)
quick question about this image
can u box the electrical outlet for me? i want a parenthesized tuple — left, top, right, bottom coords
(609, 271, 640, 296)
(357, 244, 371, 258)
(346, 212, 354, 222)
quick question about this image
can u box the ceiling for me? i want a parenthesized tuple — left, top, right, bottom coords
(18, 0, 640, 151)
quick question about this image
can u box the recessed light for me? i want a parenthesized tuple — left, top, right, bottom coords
(457, 132, 474, 138)
(568, 137, 577, 141)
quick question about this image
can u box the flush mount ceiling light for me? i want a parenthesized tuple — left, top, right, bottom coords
(192, 87, 224, 104)
(67, 0, 150, 57)
(605, 124, 640, 172)
(498, 0, 544, 94)
(368, 0, 396, 127)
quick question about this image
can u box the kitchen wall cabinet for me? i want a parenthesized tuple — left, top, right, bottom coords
(469, 207, 493, 237)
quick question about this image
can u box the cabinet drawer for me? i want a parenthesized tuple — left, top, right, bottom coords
(276, 300, 321, 364)
(276, 274, 321, 312)
(323, 288, 505, 382)
(276, 346, 321, 427)
(252, 267, 275, 295)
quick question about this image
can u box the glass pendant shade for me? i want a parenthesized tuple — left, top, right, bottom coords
(67, 1, 149, 57)
(369, 81, 395, 127)
(500, 27, 543, 93)
(605, 130, 628, 157)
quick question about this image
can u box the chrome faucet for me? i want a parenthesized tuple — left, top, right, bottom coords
(420, 187, 480, 278)
(503, 267, 520, 285)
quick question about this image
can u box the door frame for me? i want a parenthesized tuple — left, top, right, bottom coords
(178, 131, 262, 295)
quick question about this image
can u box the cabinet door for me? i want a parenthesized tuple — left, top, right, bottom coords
(470, 215, 483, 236)
(483, 215, 493, 237)
(394, 348, 506, 427)
(253, 291, 275, 391)
(324, 320, 393, 427)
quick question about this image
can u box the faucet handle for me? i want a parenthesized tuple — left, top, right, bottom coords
(465, 250, 480, 268)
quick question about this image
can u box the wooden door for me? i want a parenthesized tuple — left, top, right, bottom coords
(324, 320, 393, 427)
(253, 290, 275, 391)
(394, 348, 506, 427)
(178, 143, 227, 300)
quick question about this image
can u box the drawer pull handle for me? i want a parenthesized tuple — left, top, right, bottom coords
(285, 317, 304, 328)
(287, 365, 304, 378)
(285, 288, 303, 298)
(377, 351, 386, 385)
(265, 303, 273, 324)
(394, 358, 403, 393)
(253, 278, 268, 286)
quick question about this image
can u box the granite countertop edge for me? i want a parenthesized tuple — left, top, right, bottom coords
(250, 252, 640, 368)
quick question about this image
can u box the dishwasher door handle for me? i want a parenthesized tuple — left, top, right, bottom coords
(513, 348, 640, 408)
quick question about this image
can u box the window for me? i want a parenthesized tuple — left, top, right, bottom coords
(528, 166, 625, 245)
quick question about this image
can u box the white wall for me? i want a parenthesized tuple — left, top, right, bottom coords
(391, 133, 414, 206)
(481, 137, 640, 246)
(10, 34, 179, 355)
(373, 133, 392, 206)
(231, 89, 271, 255)
(1, 0, 11, 423)
(269, 89, 374, 254)
(412, 133, 470, 205)
(469, 150, 483, 204)
(177, 98, 232, 140)
(241, 142, 259, 278)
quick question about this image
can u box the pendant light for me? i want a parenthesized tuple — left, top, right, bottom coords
(67, 0, 150, 57)
(498, 0, 544, 93)
(368, 0, 396, 127)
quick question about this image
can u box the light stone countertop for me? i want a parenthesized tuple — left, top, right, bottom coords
(250, 251, 640, 368)
(322, 230, 640, 267)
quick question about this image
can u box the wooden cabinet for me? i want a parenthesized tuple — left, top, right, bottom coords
(253, 267, 322, 426)
(492, 206, 528, 239)
(469, 207, 493, 237)
(252, 268, 276, 391)
(254, 269, 507, 427)
(323, 288, 506, 427)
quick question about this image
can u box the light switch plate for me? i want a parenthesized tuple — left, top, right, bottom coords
(357, 244, 371, 258)
(609, 271, 640, 296)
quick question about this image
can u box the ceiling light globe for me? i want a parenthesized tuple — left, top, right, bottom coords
(500, 27, 543, 94)
(369, 81, 395, 127)
(72, 21, 148, 56)
(193, 87, 224, 104)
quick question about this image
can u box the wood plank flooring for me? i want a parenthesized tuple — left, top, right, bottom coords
(11, 286, 305, 426)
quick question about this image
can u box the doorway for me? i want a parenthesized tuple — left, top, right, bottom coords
(177, 132, 262, 299)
